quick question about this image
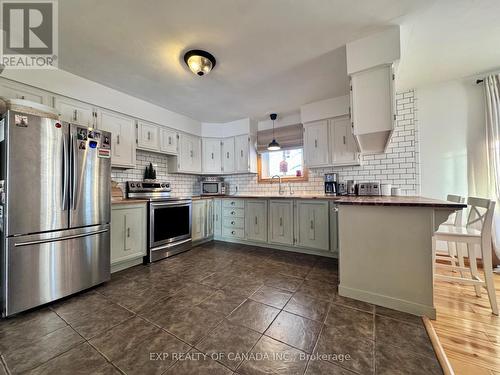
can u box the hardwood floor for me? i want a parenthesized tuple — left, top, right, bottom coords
(432, 267, 500, 375)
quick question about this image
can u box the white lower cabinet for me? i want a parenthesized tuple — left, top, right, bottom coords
(111, 204, 146, 270)
(268, 200, 294, 246)
(192, 200, 206, 241)
(294, 200, 329, 251)
(206, 199, 214, 237)
(245, 199, 267, 243)
(213, 199, 222, 237)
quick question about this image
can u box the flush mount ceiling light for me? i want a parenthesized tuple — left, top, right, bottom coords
(267, 113, 281, 151)
(183, 49, 216, 76)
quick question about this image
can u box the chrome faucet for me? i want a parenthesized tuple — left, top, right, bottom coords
(271, 175, 285, 195)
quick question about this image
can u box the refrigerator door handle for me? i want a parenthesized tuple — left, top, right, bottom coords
(62, 135, 69, 210)
(71, 134, 78, 210)
(13, 228, 109, 247)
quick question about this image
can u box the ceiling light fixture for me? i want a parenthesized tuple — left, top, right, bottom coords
(183, 49, 216, 76)
(267, 113, 281, 151)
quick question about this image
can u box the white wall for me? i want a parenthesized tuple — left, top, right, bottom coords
(1, 69, 201, 135)
(418, 79, 486, 200)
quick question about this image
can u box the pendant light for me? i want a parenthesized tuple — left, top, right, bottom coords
(267, 113, 281, 151)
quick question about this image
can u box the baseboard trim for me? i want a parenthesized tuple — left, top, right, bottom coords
(111, 257, 143, 273)
(339, 285, 436, 318)
(213, 236, 337, 258)
(423, 316, 455, 375)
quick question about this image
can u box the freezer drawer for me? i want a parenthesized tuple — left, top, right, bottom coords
(2, 225, 110, 317)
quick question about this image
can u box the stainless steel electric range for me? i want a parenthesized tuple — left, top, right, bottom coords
(126, 181, 192, 263)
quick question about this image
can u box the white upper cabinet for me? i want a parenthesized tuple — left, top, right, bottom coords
(222, 137, 235, 173)
(98, 109, 136, 168)
(55, 97, 96, 127)
(160, 128, 178, 154)
(330, 117, 360, 166)
(0, 80, 51, 105)
(168, 133, 202, 174)
(304, 120, 329, 167)
(350, 65, 395, 154)
(235, 134, 257, 173)
(137, 121, 160, 151)
(294, 200, 329, 251)
(202, 138, 222, 174)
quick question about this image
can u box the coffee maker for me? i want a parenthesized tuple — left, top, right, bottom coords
(324, 173, 337, 195)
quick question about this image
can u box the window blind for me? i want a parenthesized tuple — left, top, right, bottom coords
(257, 123, 304, 153)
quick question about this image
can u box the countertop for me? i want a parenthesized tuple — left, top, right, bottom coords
(112, 195, 466, 208)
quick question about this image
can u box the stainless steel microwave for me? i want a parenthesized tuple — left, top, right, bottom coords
(200, 177, 227, 196)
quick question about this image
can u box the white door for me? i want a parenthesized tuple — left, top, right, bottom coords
(0, 80, 50, 105)
(179, 134, 202, 173)
(330, 117, 359, 165)
(160, 128, 178, 154)
(245, 200, 267, 243)
(222, 137, 235, 173)
(55, 97, 95, 127)
(269, 200, 293, 245)
(235, 135, 250, 172)
(192, 200, 206, 241)
(137, 121, 160, 151)
(111, 205, 146, 265)
(213, 199, 222, 237)
(304, 120, 329, 167)
(98, 110, 136, 168)
(351, 65, 394, 136)
(294, 200, 329, 251)
(202, 138, 222, 174)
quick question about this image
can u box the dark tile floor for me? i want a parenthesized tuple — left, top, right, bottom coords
(0, 242, 442, 374)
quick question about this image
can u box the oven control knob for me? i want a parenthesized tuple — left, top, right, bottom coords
(161, 184, 165, 188)
(130, 183, 135, 188)
(137, 183, 141, 188)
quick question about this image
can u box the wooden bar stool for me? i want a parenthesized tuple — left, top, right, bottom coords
(435, 195, 466, 274)
(433, 197, 498, 315)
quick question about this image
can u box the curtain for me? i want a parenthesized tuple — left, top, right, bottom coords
(257, 124, 303, 153)
(484, 74, 500, 263)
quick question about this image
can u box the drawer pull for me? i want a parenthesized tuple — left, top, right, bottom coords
(231, 211, 235, 215)
(231, 230, 235, 235)
(231, 201, 235, 205)
(310, 220, 314, 230)
(279, 217, 283, 226)
(231, 221, 235, 225)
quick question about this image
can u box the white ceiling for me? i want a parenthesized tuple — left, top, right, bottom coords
(59, 0, 432, 122)
(397, 0, 500, 90)
(59, 0, 500, 123)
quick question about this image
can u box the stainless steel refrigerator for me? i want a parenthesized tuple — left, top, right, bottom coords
(0, 108, 112, 317)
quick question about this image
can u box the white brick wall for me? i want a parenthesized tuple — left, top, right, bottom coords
(224, 90, 420, 196)
(111, 150, 200, 196)
(112, 90, 419, 197)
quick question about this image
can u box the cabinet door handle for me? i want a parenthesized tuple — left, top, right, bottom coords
(310, 220, 314, 230)
(240, 150, 243, 157)
(20, 95, 25, 100)
(117, 135, 120, 145)
(314, 139, 318, 148)
(279, 217, 283, 226)
(226, 152, 229, 158)
(127, 227, 130, 237)
(343, 136, 346, 145)
(148, 131, 151, 140)
(73, 109, 78, 121)
(231, 221, 235, 225)
(231, 230, 235, 235)
(255, 216, 258, 225)
(231, 201, 235, 205)
(168, 136, 172, 145)
(190, 150, 194, 158)
(231, 211, 235, 215)
(211, 152, 214, 159)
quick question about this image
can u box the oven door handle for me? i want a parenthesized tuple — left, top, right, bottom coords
(150, 200, 192, 208)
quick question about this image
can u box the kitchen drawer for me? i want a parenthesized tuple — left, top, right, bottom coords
(222, 199, 245, 209)
(222, 207, 245, 218)
(223, 217, 244, 229)
(222, 227, 244, 239)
